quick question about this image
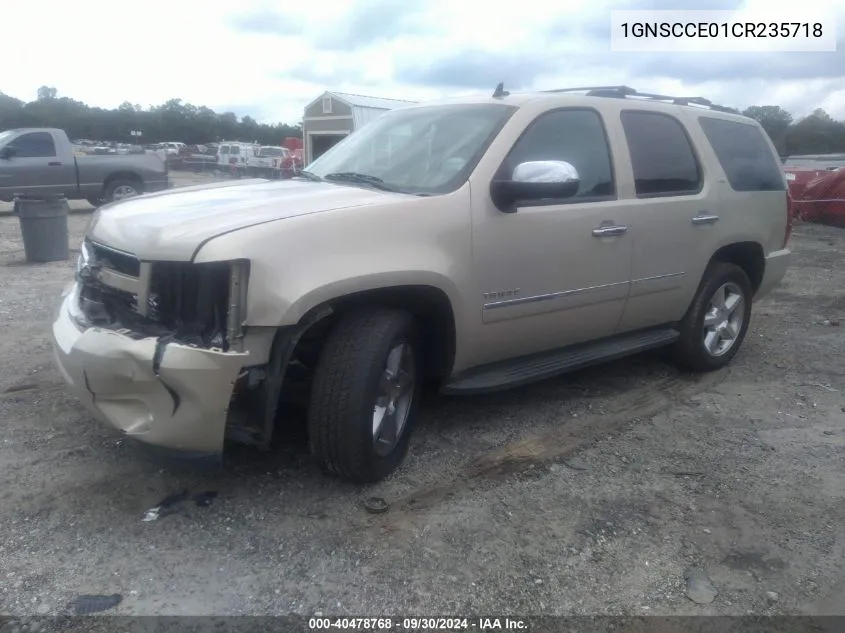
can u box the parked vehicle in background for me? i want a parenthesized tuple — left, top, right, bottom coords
(246, 145, 291, 178)
(0, 128, 169, 205)
(159, 142, 185, 156)
(49, 86, 791, 484)
(217, 142, 256, 175)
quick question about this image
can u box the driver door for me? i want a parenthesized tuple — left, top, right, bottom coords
(468, 107, 634, 367)
(0, 131, 74, 198)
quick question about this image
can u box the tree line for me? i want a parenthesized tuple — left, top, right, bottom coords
(738, 105, 845, 157)
(0, 86, 302, 145)
(1, 86, 844, 156)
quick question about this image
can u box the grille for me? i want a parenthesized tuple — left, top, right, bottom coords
(78, 244, 234, 348)
(88, 240, 140, 277)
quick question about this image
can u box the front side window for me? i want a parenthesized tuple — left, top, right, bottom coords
(7, 132, 57, 158)
(621, 110, 701, 196)
(498, 108, 616, 200)
(306, 103, 517, 195)
(698, 117, 785, 192)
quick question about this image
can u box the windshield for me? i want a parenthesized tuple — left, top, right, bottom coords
(306, 103, 517, 195)
(259, 147, 285, 157)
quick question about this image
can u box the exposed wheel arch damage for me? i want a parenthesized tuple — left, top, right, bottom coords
(240, 285, 457, 449)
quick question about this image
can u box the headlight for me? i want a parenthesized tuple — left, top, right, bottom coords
(76, 240, 91, 275)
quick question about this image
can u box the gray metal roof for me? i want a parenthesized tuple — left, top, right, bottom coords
(330, 92, 417, 111)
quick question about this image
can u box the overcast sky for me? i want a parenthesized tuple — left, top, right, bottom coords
(3, 0, 843, 125)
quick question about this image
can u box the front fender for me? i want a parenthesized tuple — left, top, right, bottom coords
(285, 270, 465, 324)
(192, 188, 473, 328)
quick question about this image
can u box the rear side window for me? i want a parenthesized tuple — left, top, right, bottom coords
(500, 108, 616, 200)
(621, 111, 701, 196)
(698, 117, 785, 192)
(8, 132, 56, 158)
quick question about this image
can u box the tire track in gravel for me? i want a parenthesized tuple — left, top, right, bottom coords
(366, 366, 730, 532)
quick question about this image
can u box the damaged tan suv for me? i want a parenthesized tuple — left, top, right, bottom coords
(52, 85, 792, 482)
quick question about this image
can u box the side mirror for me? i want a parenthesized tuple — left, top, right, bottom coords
(490, 160, 580, 213)
(0, 146, 16, 159)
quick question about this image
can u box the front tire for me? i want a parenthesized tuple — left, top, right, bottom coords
(673, 262, 753, 372)
(308, 309, 421, 483)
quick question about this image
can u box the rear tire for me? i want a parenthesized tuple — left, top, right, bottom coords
(307, 309, 421, 483)
(673, 262, 752, 372)
(103, 178, 142, 203)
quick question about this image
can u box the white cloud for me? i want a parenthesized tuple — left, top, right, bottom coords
(1, 0, 843, 126)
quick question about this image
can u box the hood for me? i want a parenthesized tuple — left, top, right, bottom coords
(88, 179, 409, 261)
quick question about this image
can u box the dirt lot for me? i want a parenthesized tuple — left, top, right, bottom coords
(0, 190, 842, 617)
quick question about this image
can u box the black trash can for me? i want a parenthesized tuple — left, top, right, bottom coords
(15, 195, 70, 263)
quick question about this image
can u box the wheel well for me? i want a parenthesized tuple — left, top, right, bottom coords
(103, 171, 143, 190)
(710, 242, 765, 293)
(295, 286, 457, 379)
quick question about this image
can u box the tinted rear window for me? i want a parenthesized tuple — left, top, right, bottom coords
(698, 117, 785, 192)
(620, 111, 701, 196)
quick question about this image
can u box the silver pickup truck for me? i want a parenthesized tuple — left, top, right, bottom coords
(0, 128, 169, 205)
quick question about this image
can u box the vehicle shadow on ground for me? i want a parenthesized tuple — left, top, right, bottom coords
(23, 345, 722, 529)
(168, 348, 717, 509)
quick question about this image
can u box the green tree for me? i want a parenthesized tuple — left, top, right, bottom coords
(785, 109, 845, 155)
(0, 89, 302, 144)
(742, 105, 793, 154)
(37, 86, 58, 100)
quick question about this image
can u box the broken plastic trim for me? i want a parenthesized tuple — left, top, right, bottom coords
(73, 262, 250, 352)
(226, 260, 249, 352)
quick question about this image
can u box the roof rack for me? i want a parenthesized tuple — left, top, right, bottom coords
(532, 85, 736, 112)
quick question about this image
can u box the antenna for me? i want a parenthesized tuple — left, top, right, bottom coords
(492, 82, 509, 98)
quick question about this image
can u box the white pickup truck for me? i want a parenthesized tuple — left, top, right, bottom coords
(246, 146, 291, 178)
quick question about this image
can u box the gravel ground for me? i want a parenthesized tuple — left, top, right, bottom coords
(0, 194, 843, 618)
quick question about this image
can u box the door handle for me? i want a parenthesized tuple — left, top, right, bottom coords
(592, 225, 628, 237)
(47, 161, 62, 166)
(692, 213, 719, 225)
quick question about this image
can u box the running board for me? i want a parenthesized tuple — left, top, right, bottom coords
(441, 328, 680, 395)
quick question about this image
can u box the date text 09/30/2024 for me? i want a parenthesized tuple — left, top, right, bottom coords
(308, 617, 528, 630)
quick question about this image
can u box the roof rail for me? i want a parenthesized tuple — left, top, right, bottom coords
(536, 85, 735, 112)
(540, 85, 637, 96)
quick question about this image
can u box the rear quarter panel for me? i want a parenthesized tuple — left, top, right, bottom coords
(679, 110, 788, 259)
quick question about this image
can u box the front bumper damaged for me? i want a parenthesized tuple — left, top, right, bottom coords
(52, 285, 249, 456)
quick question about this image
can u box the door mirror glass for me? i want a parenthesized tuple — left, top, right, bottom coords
(491, 160, 581, 212)
(512, 160, 580, 184)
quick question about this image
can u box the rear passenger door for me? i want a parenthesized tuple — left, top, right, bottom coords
(615, 110, 717, 333)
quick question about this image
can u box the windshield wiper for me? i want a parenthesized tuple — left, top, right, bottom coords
(294, 170, 323, 182)
(323, 172, 399, 192)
